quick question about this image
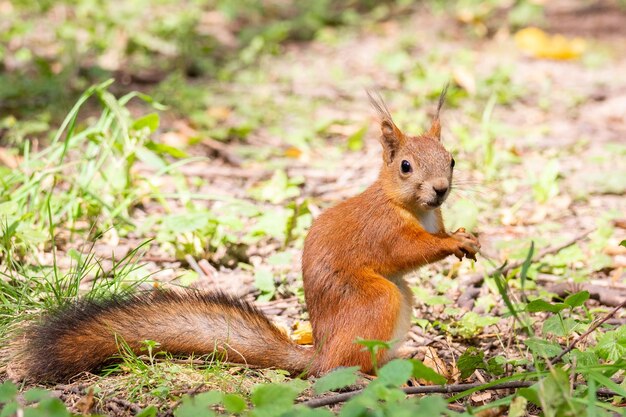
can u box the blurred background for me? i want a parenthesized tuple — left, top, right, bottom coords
(1, 0, 626, 402)
(1, 0, 626, 412)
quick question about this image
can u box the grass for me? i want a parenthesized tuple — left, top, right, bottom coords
(1, 0, 626, 416)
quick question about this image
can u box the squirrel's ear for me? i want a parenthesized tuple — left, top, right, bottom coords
(427, 83, 448, 141)
(380, 118, 404, 163)
(367, 90, 404, 163)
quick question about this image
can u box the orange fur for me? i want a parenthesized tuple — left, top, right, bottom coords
(302, 90, 479, 374)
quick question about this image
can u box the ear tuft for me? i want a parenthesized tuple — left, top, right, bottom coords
(367, 89, 403, 164)
(428, 83, 448, 140)
(366, 89, 393, 122)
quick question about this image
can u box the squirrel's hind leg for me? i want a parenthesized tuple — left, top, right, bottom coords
(310, 271, 412, 375)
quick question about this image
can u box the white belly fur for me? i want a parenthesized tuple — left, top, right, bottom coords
(385, 274, 413, 360)
(418, 210, 439, 234)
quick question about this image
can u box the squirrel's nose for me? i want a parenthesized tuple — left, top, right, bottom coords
(433, 186, 448, 198)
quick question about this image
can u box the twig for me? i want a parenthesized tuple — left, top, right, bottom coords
(108, 396, 143, 414)
(184, 254, 219, 287)
(201, 137, 243, 166)
(549, 297, 626, 366)
(303, 380, 618, 408)
(457, 229, 594, 309)
(545, 282, 626, 307)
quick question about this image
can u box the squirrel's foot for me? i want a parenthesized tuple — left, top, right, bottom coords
(451, 228, 480, 261)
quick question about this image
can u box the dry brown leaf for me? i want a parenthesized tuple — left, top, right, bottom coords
(75, 387, 95, 415)
(420, 346, 450, 384)
(475, 406, 508, 417)
(605, 245, 626, 256)
(471, 390, 493, 403)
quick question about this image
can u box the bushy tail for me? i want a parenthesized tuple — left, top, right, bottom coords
(7, 291, 313, 382)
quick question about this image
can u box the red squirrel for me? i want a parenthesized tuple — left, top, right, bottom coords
(7, 88, 479, 382)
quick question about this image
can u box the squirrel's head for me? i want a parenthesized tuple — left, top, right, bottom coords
(369, 87, 454, 212)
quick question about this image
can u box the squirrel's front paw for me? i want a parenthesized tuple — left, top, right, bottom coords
(451, 228, 480, 261)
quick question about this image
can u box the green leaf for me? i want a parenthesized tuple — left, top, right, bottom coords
(267, 251, 293, 266)
(517, 387, 541, 406)
(455, 311, 500, 338)
(457, 348, 484, 379)
(527, 299, 566, 313)
(313, 366, 359, 394)
(0, 201, 18, 216)
(486, 356, 505, 376)
(536, 368, 581, 416)
(133, 113, 159, 132)
(0, 381, 17, 403)
(619, 239, 625, 247)
(146, 141, 188, 158)
(136, 406, 158, 417)
(519, 241, 534, 292)
(249, 169, 300, 204)
(410, 359, 447, 384)
(594, 325, 626, 361)
(542, 316, 584, 337)
(281, 407, 334, 417)
(524, 337, 562, 358)
(24, 388, 51, 402)
(564, 291, 590, 308)
(347, 126, 367, 151)
(25, 397, 71, 417)
(509, 395, 528, 417)
(161, 212, 211, 234)
(251, 382, 303, 415)
(587, 371, 626, 397)
(254, 268, 276, 301)
(569, 349, 599, 367)
(376, 359, 413, 386)
(415, 396, 450, 414)
(0, 402, 17, 417)
(174, 392, 221, 417)
(223, 394, 246, 413)
(355, 339, 392, 351)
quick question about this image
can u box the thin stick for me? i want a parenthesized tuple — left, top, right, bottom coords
(549, 297, 626, 366)
(303, 379, 618, 408)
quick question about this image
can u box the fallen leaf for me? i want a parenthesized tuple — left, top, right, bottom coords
(292, 321, 313, 345)
(284, 147, 302, 159)
(515, 27, 586, 60)
(419, 346, 450, 384)
(471, 390, 493, 403)
(75, 387, 95, 415)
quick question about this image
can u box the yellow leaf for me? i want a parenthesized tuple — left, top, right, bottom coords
(514, 27, 586, 60)
(292, 321, 313, 345)
(284, 147, 302, 159)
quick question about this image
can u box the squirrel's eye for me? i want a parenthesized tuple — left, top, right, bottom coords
(450, 158, 455, 169)
(400, 160, 412, 174)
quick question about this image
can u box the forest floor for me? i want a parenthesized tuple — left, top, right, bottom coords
(1, 1, 625, 416)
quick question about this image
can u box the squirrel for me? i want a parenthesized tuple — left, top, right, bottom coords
(7, 88, 480, 382)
